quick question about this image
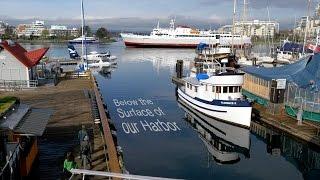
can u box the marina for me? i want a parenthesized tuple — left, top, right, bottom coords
(1, 0, 320, 179)
(0, 41, 320, 179)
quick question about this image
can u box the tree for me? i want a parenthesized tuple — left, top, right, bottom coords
(96, 27, 109, 39)
(78, 26, 92, 37)
(84, 26, 92, 36)
(41, 29, 49, 39)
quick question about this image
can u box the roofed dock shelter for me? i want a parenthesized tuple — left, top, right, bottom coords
(0, 40, 49, 90)
(241, 54, 320, 123)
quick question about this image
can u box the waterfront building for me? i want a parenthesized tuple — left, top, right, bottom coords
(49, 25, 79, 38)
(0, 40, 49, 88)
(0, 21, 8, 35)
(0, 97, 52, 178)
(219, 20, 280, 38)
(49, 25, 68, 37)
(16, 20, 46, 37)
(241, 54, 320, 122)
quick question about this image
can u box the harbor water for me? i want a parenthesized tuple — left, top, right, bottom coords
(24, 42, 320, 179)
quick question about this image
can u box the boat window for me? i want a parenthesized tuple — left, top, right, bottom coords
(212, 86, 215, 92)
(232, 86, 238, 93)
(205, 84, 208, 91)
(187, 83, 189, 89)
(216, 86, 221, 93)
(223, 87, 228, 93)
(239, 86, 242, 92)
(195, 86, 198, 92)
(228, 86, 233, 93)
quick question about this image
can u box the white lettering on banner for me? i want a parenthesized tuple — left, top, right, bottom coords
(112, 98, 182, 134)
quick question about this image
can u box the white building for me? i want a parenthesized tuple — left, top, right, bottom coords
(49, 25, 79, 37)
(0, 40, 49, 88)
(219, 20, 279, 38)
(0, 21, 8, 35)
(17, 20, 46, 37)
(49, 25, 68, 37)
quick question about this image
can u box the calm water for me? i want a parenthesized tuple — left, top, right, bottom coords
(25, 42, 320, 180)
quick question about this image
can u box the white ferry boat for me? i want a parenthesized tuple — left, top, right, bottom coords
(177, 59, 252, 128)
(120, 19, 251, 48)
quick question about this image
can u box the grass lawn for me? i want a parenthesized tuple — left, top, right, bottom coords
(0, 96, 17, 115)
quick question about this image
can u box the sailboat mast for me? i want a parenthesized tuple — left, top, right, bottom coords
(232, 0, 237, 53)
(303, 0, 311, 55)
(81, 0, 84, 62)
(267, 5, 273, 56)
(243, 0, 247, 35)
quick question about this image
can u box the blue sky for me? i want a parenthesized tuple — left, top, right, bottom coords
(0, 0, 318, 30)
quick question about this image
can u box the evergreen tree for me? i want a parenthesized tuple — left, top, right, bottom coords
(96, 27, 109, 39)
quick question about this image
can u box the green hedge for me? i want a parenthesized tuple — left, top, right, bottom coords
(0, 96, 17, 115)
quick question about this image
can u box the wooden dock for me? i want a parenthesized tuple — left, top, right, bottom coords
(253, 104, 320, 147)
(171, 76, 320, 147)
(92, 77, 122, 174)
(171, 76, 185, 86)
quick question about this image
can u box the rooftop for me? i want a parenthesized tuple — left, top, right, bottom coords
(241, 54, 320, 88)
(0, 40, 49, 68)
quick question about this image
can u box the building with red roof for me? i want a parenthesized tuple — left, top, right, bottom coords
(0, 40, 49, 88)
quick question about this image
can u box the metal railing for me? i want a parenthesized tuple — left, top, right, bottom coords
(69, 169, 183, 180)
(285, 83, 320, 113)
(0, 143, 21, 180)
(0, 80, 38, 91)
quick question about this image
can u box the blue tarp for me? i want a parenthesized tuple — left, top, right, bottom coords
(196, 73, 209, 80)
(279, 42, 313, 53)
(241, 54, 320, 88)
(196, 43, 209, 51)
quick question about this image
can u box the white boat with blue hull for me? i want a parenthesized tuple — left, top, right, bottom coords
(178, 60, 252, 129)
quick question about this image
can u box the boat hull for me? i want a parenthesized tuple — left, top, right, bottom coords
(68, 40, 98, 44)
(177, 88, 252, 129)
(121, 34, 250, 48)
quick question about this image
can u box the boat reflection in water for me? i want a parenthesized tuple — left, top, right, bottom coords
(93, 64, 118, 79)
(177, 97, 250, 164)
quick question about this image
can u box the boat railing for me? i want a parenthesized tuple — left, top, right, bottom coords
(69, 169, 183, 180)
(0, 143, 21, 180)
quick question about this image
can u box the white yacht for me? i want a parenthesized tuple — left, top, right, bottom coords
(68, 44, 117, 66)
(121, 19, 251, 48)
(177, 59, 252, 128)
(177, 99, 250, 164)
(86, 51, 117, 62)
(69, 36, 98, 44)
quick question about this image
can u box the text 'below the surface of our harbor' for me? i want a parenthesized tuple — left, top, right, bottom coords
(113, 98, 182, 134)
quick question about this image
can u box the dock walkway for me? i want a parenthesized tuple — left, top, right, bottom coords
(0, 76, 121, 178)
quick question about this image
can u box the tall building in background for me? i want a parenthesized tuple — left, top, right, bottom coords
(218, 20, 279, 38)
